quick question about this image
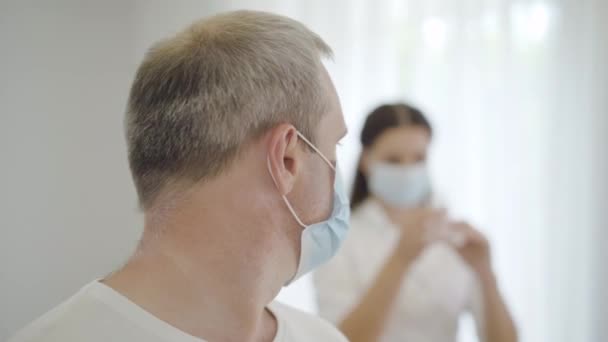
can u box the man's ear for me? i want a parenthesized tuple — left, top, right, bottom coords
(267, 124, 300, 196)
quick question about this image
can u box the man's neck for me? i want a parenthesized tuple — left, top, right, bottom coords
(104, 185, 286, 342)
(104, 235, 279, 342)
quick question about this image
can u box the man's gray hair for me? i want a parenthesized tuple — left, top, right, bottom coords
(125, 10, 333, 209)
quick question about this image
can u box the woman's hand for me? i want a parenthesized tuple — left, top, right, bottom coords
(394, 208, 448, 260)
(451, 222, 493, 275)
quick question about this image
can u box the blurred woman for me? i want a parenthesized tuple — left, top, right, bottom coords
(314, 103, 517, 342)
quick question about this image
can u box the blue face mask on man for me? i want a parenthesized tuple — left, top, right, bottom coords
(267, 131, 350, 284)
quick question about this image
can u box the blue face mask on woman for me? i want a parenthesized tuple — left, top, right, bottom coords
(368, 162, 431, 208)
(267, 131, 350, 284)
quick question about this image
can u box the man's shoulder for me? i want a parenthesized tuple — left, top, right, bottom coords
(8, 282, 136, 342)
(9, 286, 93, 341)
(268, 301, 348, 342)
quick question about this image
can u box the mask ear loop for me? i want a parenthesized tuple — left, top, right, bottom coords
(296, 132, 336, 171)
(267, 157, 307, 228)
(266, 130, 336, 228)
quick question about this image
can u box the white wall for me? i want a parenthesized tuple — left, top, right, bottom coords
(588, 2, 608, 339)
(0, 2, 141, 339)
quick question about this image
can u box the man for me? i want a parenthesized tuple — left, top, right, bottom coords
(11, 10, 350, 342)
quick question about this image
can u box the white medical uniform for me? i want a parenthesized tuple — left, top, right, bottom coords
(314, 200, 485, 342)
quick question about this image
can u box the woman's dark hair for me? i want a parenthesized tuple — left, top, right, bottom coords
(350, 103, 433, 209)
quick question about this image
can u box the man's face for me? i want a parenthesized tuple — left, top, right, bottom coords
(254, 65, 346, 282)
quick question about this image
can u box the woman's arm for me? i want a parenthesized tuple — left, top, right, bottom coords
(476, 269, 518, 342)
(455, 223, 518, 342)
(338, 208, 446, 342)
(338, 238, 416, 342)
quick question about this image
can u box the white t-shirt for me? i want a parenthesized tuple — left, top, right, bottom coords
(9, 281, 347, 342)
(314, 200, 485, 342)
